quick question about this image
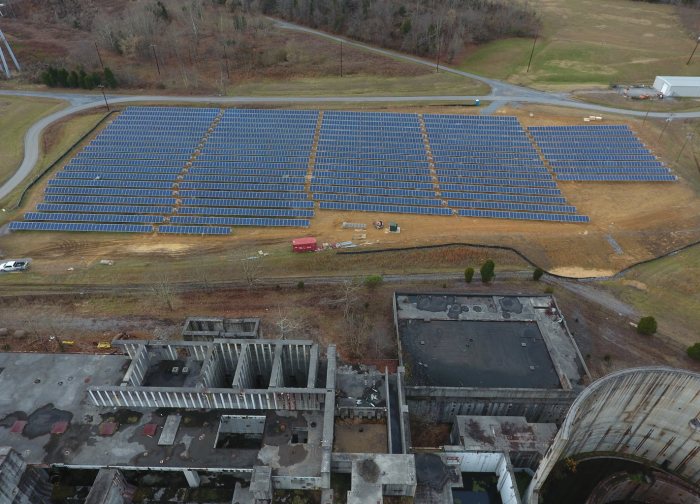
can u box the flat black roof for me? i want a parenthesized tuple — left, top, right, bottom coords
(400, 319, 561, 389)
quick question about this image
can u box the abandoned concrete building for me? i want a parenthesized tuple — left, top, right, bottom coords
(0, 299, 698, 504)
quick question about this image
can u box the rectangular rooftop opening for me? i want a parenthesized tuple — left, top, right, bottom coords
(215, 415, 265, 450)
(141, 347, 203, 388)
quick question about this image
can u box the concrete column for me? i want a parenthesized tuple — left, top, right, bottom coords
(183, 470, 200, 488)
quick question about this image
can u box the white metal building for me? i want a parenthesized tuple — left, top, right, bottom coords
(653, 76, 700, 97)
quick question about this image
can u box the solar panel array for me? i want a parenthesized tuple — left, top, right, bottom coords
(16, 108, 683, 233)
(182, 108, 317, 228)
(311, 111, 449, 216)
(14, 106, 226, 235)
(423, 114, 589, 223)
(529, 125, 676, 182)
(12, 107, 316, 235)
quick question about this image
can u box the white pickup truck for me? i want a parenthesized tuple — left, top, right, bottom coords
(0, 259, 30, 272)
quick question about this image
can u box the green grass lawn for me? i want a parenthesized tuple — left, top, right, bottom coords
(460, 0, 700, 88)
(601, 245, 700, 348)
(0, 96, 66, 186)
(228, 72, 488, 97)
(0, 111, 108, 215)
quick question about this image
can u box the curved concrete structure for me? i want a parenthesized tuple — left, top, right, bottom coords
(525, 367, 700, 503)
(585, 469, 700, 504)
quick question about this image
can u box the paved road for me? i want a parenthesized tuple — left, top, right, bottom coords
(2, 20, 700, 201)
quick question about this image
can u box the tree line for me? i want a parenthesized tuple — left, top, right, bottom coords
(40, 67, 118, 89)
(260, 0, 540, 62)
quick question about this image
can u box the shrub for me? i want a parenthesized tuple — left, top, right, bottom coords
(544, 286, 554, 294)
(464, 267, 474, 283)
(687, 343, 700, 361)
(364, 275, 383, 289)
(637, 316, 657, 336)
(480, 259, 495, 283)
(533, 267, 544, 281)
(296, 281, 304, 289)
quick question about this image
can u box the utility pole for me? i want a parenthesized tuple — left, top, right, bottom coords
(642, 99, 653, 126)
(222, 44, 230, 79)
(94, 41, 104, 70)
(687, 36, 700, 65)
(98, 85, 110, 112)
(658, 115, 673, 142)
(676, 133, 694, 162)
(527, 32, 538, 73)
(340, 41, 343, 77)
(435, 22, 441, 73)
(150, 44, 161, 76)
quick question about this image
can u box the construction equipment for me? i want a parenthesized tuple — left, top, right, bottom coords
(373, 221, 384, 230)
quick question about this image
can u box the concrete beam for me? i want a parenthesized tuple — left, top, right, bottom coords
(183, 469, 200, 488)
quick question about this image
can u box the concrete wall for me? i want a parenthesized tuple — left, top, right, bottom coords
(0, 448, 51, 504)
(585, 470, 700, 504)
(445, 451, 521, 504)
(526, 367, 700, 503)
(88, 386, 325, 410)
(407, 387, 576, 424)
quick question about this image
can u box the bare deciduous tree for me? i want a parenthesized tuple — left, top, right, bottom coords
(150, 272, 175, 311)
(335, 279, 362, 320)
(240, 253, 265, 289)
(274, 308, 306, 340)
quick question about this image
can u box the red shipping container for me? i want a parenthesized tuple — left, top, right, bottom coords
(292, 237, 317, 252)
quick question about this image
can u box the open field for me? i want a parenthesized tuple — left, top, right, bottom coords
(601, 244, 700, 349)
(0, 96, 66, 186)
(226, 72, 486, 97)
(460, 0, 700, 89)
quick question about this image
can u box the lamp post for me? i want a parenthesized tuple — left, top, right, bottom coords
(98, 85, 109, 112)
(687, 36, 700, 66)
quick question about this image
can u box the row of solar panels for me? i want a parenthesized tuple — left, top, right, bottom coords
(27, 206, 314, 219)
(458, 209, 590, 223)
(557, 174, 677, 182)
(319, 201, 452, 216)
(40, 194, 316, 208)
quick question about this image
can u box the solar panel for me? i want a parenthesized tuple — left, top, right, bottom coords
(158, 225, 231, 235)
(9, 221, 153, 233)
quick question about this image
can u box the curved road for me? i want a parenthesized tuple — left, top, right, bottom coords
(2, 19, 700, 201)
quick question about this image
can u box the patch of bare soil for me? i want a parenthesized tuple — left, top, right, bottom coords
(333, 419, 387, 454)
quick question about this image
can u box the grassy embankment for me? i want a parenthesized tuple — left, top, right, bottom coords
(0, 96, 66, 186)
(461, 0, 700, 92)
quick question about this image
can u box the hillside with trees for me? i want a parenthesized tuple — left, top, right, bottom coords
(0, 0, 539, 92)
(262, 0, 540, 64)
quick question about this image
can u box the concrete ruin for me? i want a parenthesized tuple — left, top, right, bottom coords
(181, 317, 261, 341)
(394, 293, 590, 426)
(525, 367, 700, 503)
(0, 296, 697, 503)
